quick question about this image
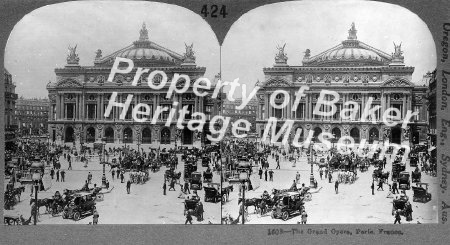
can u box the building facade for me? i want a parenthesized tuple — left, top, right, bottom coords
(15, 97, 50, 136)
(223, 97, 258, 135)
(4, 68, 18, 144)
(255, 23, 428, 146)
(46, 24, 221, 147)
(426, 70, 436, 148)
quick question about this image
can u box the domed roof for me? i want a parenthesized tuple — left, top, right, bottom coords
(95, 23, 183, 67)
(302, 23, 392, 67)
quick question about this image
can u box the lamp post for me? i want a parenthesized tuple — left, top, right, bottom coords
(101, 137, 107, 188)
(32, 171, 41, 225)
(239, 171, 249, 225)
(309, 139, 315, 188)
(124, 134, 128, 148)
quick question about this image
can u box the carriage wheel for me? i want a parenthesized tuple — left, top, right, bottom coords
(281, 211, 289, 221)
(62, 211, 68, 219)
(305, 193, 312, 201)
(97, 193, 104, 201)
(73, 212, 81, 221)
(271, 212, 276, 219)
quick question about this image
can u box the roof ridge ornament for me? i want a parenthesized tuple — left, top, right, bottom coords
(139, 22, 149, 41)
(181, 43, 196, 66)
(348, 22, 357, 40)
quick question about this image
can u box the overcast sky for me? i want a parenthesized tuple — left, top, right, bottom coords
(221, 0, 436, 97)
(5, 1, 220, 98)
(5, 0, 436, 99)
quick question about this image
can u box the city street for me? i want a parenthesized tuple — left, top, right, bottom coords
(7, 146, 221, 224)
(222, 149, 438, 224)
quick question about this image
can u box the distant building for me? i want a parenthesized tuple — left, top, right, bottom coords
(15, 97, 50, 136)
(426, 70, 436, 149)
(223, 97, 258, 135)
(4, 68, 18, 145)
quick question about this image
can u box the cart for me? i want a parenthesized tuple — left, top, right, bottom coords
(412, 183, 432, 203)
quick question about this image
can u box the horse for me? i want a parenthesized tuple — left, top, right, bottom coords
(238, 197, 261, 213)
(30, 198, 53, 214)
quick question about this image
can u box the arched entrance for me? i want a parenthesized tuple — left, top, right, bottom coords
(64, 127, 74, 143)
(313, 127, 322, 142)
(182, 127, 193, 145)
(350, 127, 360, 143)
(142, 127, 152, 144)
(86, 127, 96, 143)
(104, 127, 114, 143)
(123, 127, 133, 143)
(161, 127, 171, 144)
(295, 127, 304, 142)
(369, 128, 379, 144)
(331, 127, 341, 145)
(391, 127, 401, 144)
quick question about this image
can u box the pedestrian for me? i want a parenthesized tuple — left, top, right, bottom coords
(56, 170, 60, 182)
(392, 180, 399, 194)
(50, 169, 55, 179)
(394, 209, 401, 224)
(88, 172, 92, 184)
(163, 182, 167, 195)
(106, 180, 109, 189)
(405, 201, 413, 221)
(197, 202, 204, 221)
(120, 171, 124, 183)
(60, 170, 65, 182)
(319, 169, 323, 180)
(169, 180, 175, 191)
(335, 180, 339, 194)
(93, 207, 99, 225)
(371, 181, 374, 195)
(377, 179, 384, 191)
(126, 180, 131, 194)
(290, 180, 297, 191)
(264, 169, 268, 181)
(328, 173, 332, 183)
(68, 160, 72, 170)
(325, 168, 328, 178)
(295, 172, 300, 184)
(300, 210, 308, 224)
(276, 158, 280, 169)
(112, 170, 115, 181)
(258, 168, 263, 179)
(184, 181, 190, 194)
(185, 210, 193, 225)
(269, 169, 274, 181)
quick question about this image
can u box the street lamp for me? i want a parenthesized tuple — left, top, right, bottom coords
(101, 137, 107, 188)
(32, 171, 42, 225)
(124, 134, 128, 148)
(137, 134, 141, 154)
(309, 139, 315, 188)
(239, 171, 249, 225)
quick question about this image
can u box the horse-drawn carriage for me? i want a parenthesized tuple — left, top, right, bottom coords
(190, 172, 203, 190)
(412, 183, 432, 203)
(409, 154, 419, 167)
(271, 192, 305, 221)
(184, 194, 201, 217)
(203, 170, 213, 183)
(203, 183, 221, 203)
(202, 156, 210, 167)
(398, 171, 411, 190)
(411, 169, 421, 183)
(4, 210, 32, 225)
(4, 185, 25, 210)
(392, 163, 406, 180)
(392, 195, 409, 217)
(372, 168, 389, 182)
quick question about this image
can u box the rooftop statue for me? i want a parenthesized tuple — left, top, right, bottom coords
(304, 49, 311, 59)
(67, 45, 80, 65)
(392, 42, 403, 58)
(183, 43, 196, 62)
(275, 43, 288, 63)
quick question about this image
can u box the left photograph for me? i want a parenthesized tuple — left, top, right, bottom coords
(4, 1, 222, 224)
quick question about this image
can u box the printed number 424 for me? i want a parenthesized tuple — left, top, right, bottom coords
(201, 5, 228, 18)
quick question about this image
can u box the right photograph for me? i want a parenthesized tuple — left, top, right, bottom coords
(220, 1, 437, 224)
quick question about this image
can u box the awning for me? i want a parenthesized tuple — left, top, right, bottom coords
(428, 146, 436, 152)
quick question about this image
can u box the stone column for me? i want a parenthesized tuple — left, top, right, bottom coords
(381, 92, 385, 118)
(386, 93, 391, 111)
(56, 94, 61, 120)
(266, 93, 270, 119)
(100, 93, 104, 120)
(401, 93, 408, 118)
